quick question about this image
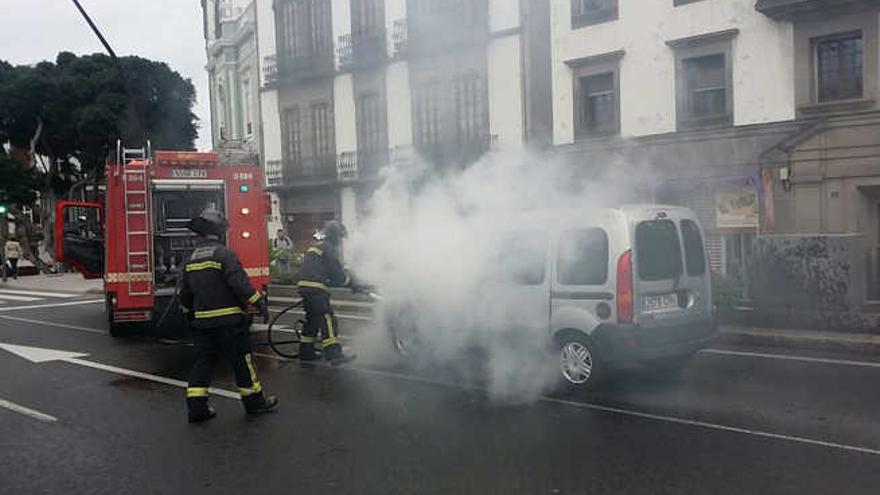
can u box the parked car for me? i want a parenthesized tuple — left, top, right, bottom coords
(382, 205, 718, 391)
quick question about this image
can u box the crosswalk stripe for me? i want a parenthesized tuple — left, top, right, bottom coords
(0, 294, 41, 302)
(0, 289, 78, 298)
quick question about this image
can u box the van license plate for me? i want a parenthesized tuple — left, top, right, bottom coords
(644, 293, 679, 312)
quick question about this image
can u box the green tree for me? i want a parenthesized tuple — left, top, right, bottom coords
(0, 52, 200, 271)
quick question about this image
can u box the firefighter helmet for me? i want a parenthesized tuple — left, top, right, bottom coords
(187, 209, 229, 237)
(321, 220, 348, 244)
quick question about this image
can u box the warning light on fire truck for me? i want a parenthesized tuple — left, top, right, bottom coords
(241, 207, 250, 215)
(240, 185, 250, 193)
(242, 231, 252, 239)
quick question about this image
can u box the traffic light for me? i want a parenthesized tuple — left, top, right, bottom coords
(0, 205, 7, 215)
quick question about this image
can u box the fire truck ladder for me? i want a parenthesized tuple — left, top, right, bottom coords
(122, 146, 152, 297)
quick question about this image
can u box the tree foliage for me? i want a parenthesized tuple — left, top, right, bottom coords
(0, 52, 199, 198)
(0, 52, 199, 269)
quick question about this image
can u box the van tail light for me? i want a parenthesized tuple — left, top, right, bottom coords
(617, 249, 634, 324)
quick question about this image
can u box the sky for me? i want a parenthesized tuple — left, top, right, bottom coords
(0, 0, 211, 151)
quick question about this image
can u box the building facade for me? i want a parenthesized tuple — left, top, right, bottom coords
(255, 0, 540, 248)
(547, 0, 880, 296)
(203, 0, 262, 154)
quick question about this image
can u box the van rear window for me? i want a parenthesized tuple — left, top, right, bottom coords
(635, 220, 683, 281)
(681, 219, 706, 276)
(557, 229, 609, 285)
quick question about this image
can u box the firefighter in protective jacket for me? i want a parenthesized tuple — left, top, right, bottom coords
(180, 209, 278, 423)
(297, 220, 358, 364)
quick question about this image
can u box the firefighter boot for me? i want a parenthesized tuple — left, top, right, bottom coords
(243, 393, 280, 416)
(323, 343, 356, 366)
(299, 342, 320, 362)
(187, 398, 217, 424)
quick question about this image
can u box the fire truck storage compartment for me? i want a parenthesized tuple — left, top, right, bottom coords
(152, 179, 225, 289)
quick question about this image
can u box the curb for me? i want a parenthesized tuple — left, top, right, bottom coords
(716, 327, 880, 357)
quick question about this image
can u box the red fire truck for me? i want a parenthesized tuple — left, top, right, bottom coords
(56, 144, 271, 336)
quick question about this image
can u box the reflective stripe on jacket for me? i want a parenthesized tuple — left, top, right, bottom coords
(296, 242, 349, 293)
(179, 239, 261, 329)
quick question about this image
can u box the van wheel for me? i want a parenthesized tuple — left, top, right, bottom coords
(556, 332, 602, 391)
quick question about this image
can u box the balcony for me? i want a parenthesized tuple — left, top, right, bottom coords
(755, 0, 878, 20)
(275, 49, 335, 85)
(272, 155, 338, 188)
(265, 159, 284, 187)
(394, 0, 489, 57)
(336, 28, 388, 71)
(262, 55, 278, 87)
(337, 150, 391, 182)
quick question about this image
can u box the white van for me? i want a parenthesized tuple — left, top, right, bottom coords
(385, 205, 717, 390)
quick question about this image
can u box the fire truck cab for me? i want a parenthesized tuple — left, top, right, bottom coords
(56, 145, 271, 336)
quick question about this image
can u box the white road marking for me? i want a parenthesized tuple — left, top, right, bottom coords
(702, 348, 880, 369)
(0, 315, 107, 335)
(250, 352, 880, 457)
(0, 299, 104, 312)
(0, 343, 239, 400)
(0, 294, 40, 302)
(0, 397, 58, 423)
(0, 289, 77, 298)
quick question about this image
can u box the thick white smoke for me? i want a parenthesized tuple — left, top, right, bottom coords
(347, 150, 658, 403)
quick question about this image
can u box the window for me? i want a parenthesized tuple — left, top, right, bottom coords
(571, 0, 618, 28)
(557, 229, 609, 286)
(280, 0, 302, 59)
(497, 231, 548, 286)
(815, 32, 863, 102)
(577, 72, 617, 135)
(413, 82, 442, 147)
(680, 220, 706, 276)
(310, 102, 334, 157)
(453, 73, 485, 144)
(683, 54, 728, 120)
(352, 0, 383, 36)
(357, 93, 386, 154)
(309, 0, 331, 53)
(635, 220, 683, 281)
(282, 107, 302, 166)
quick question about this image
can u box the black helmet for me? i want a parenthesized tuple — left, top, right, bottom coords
(187, 209, 229, 237)
(319, 220, 348, 245)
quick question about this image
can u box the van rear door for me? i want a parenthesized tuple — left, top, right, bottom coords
(633, 214, 695, 327)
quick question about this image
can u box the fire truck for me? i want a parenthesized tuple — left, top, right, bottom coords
(56, 143, 271, 336)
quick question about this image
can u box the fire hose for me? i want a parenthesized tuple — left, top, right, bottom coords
(264, 289, 381, 359)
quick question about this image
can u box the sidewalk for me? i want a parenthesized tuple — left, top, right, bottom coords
(268, 283, 880, 356)
(0, 273, 104, 295)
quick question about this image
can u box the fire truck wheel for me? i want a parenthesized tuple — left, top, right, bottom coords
(106, 295, 129, 337)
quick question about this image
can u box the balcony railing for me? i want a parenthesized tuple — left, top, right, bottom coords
(336, 28, 388, 70)
(262, 55, 278, 87)
(275, 49, 335, 83)
(337, 149, 391, 181)
(275, 155, 338, 187)
(265, 159, 284, 187)
(395, 1, 489, 56)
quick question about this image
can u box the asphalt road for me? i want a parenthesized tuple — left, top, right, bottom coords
(1, 298, 879, 494)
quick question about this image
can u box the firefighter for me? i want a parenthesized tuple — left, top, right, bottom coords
(180, 209, 279, 423)
(297, 220, 360, 365)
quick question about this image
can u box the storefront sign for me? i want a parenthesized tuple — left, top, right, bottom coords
(716, 184, 759, 229)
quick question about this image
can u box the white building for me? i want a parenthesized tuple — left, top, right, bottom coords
(203, 0, 261, 154)
(547, 0, 880, 280)
(254, 0, 541, 248)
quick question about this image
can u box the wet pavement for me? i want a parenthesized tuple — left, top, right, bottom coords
(1, 299, 879, 494)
